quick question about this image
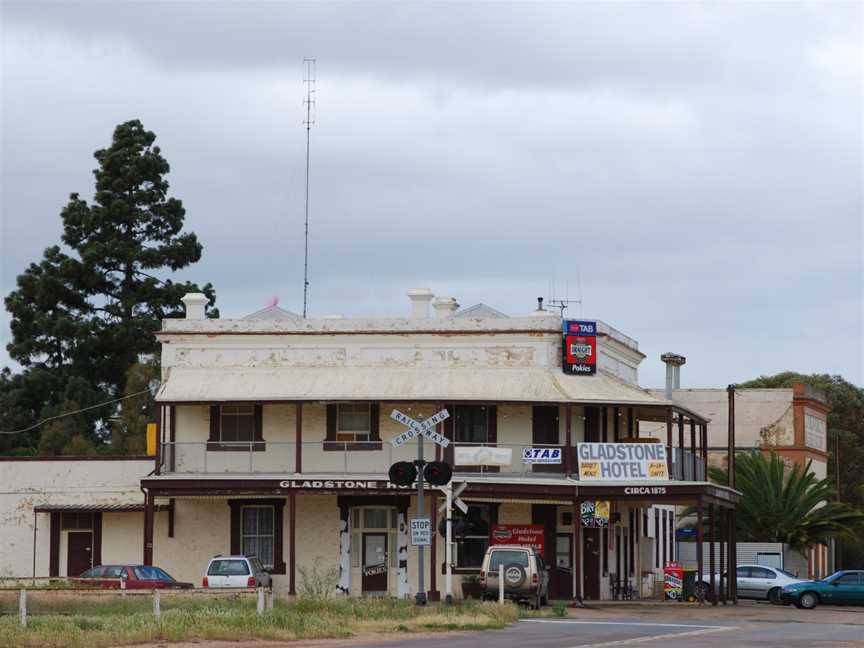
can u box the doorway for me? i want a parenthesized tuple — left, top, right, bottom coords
(583, 528, 601, 600)
(66, 531, 93, 577)
(361, 533, 388, 595)
(553, 533, 573, 599)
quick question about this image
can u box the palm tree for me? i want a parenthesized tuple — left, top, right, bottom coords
(684, 451, 864, 553)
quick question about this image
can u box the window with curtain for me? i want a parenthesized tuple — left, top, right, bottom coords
(241, 506, 275, 568)
(337, 403, 371, 442)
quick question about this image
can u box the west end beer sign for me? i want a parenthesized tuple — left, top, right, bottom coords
(563, 320, 597, 375)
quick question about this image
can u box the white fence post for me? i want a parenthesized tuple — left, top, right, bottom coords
(498, 565, 504, 604)
(257, 587, 265, 615)
(19, 588, 27, 627)
(153, 589, 161, 620)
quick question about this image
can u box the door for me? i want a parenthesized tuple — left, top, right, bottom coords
(362, 533, 388, 595)
(531, 406, 561, 474)
(583, 528, 601, 600)
(553, 534, 573, 600)
(66, 531, 93, 577)
(825, 573, 861, 604)
(735, 566, 753, 598)
(748, 566, 778, 599)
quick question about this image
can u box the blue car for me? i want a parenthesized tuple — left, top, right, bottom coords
(779, 570, 864, 609)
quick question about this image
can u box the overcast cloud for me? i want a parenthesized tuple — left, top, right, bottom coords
(1, 1, 862, 388)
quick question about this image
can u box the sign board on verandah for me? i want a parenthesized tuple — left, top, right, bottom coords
(576, 443, 669, 481)
(390, 409, 450, 448)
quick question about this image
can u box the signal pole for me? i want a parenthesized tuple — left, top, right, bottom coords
(415, 422, 427, 606)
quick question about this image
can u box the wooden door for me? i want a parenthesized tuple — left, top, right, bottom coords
(361, 533, 388, 595)
(532, 406, 561, 473)
(583, 528, 601, 600)
(67, 531, 93, 577)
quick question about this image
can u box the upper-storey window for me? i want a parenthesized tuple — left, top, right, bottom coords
(337, 403, 371, 442)
(455, 405, 490, 443)
(326, 403, 381, 451)
(208, 404, 264, 450)
(221, 405, 256, 442)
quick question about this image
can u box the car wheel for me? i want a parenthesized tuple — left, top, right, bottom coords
(502, 563, 527, 589)
(798, 592, 818, 610)
(768, 587, 782, 605)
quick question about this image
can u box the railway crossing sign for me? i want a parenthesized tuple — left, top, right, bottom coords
(390, 409, 450, 448)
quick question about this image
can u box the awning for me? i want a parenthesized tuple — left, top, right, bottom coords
(155, 367, 669, 407)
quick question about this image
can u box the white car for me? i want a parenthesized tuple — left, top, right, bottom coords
(695, 564, 806, 604)
(202, 555, 271, 589)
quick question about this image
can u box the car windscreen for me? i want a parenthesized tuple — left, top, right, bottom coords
(488, 550, 530, 571)
(81, 567, 105, 578)
(208, 559, 250, 576)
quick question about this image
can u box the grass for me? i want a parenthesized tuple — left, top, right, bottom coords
(0, 595, 520, 648)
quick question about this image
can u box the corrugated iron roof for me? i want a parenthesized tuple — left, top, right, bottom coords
(156, 367, 667, 407)
(33, 503, 165, 513)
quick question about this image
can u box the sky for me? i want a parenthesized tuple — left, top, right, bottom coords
(0, 1, 862, 389)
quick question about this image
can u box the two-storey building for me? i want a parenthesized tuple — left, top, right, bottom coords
(136, 290, 739, 601)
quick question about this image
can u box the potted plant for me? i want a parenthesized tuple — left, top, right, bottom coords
(461, 574, 483, 600)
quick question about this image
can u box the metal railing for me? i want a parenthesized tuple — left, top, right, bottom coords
(159, 441, 706, 482)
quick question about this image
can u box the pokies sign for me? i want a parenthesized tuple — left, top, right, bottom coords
(490, 524, 546, 558)
(563, 320, 597, 376)
(577, 443, 669, 481)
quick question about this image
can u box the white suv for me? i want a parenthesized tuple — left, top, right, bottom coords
(203, 555, 271, 589)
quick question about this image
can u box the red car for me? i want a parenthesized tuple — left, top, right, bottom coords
(78, 565, 193, 589)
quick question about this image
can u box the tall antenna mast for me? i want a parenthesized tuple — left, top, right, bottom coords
(302, 57, 316, 318)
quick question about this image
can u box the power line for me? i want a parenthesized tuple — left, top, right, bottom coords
(0, 388, 152, 435)
(302, 57, 316, 318)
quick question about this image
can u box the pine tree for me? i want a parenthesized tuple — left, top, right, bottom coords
(3, 120, 217, 452)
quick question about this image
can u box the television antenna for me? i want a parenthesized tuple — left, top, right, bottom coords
(547, 279, 582, 316)
(302, 57, 316, 318)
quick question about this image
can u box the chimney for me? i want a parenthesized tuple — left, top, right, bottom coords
(181, 293, 208, 320)
(432, 296, 459, 318)
(407, 288, 434, 319)
(531, 296, 548, 317)
(660, 352, 687, 399)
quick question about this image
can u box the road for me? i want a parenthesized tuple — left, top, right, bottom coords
(350, 602, 864, 648)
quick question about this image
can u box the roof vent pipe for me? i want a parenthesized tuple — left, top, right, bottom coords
(181, 293, 208, 320)
(660, 352, 687, 399)
(407, 288, 434, 319)
(432, 296, 459, 318)
(530, 296, 548, 317)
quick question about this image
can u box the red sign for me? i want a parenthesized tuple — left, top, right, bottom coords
(490, 524, 545, 558)
(563, 320, 597, 376)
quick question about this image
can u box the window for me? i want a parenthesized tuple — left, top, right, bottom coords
(556, 535, 572, 570)
(209, 404, 263, 450)
(455, 504, 492, 568)
(337, 403, 371, 442)
(104, 566, 126, 578)
(489, 549, 529, 571)
(750, 567, 775, 579)
(208, 559, 250, 576)
(736, 566, 752, 578)
(220, 405, 256, 442)
(61, 512, 93, 530)
(326, 403, 381, 450)
(133, 566, 174, 581)
(833, 573, 861, 585)
(455, 406, 489, 443)
(241, 506, 275, 569)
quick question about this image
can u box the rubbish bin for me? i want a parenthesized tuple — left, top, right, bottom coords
(682, 569, 698, 602)
(663, 561, 683, 601)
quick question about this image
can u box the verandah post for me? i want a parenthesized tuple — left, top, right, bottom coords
(696, 503, 704, 605)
